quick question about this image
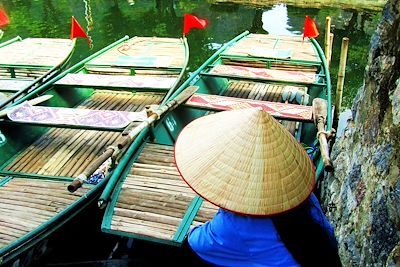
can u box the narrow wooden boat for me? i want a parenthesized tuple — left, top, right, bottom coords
(0, 35, 188, 265)
(99, 31, 333, 249)
(0, 36, 75, 110)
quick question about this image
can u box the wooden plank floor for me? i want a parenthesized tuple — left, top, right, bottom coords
(4, 91, 164, 177)
(0, 177, 90, 248)
(0, 38, 74, 67)
(86, 37, 185, 69)
(222, 33, 320, 63)
(223, 80, 305, 135)
(110, 143, 198, 242)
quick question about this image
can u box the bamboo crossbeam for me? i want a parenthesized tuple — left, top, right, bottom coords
(111, 216, 174, 240)
(1, 184, 87, 199)
(122, 183, 194, 196)
(118, 186, 193, 202)
(0, 191, 72, 207)
(124, 175, 190, 190)
(116, 193, 192, 210)
(114, 208, 182, 227)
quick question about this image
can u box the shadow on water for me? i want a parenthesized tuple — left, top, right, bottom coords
(0, 0, 382, 265)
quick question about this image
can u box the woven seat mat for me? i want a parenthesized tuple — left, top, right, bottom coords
(4, 91, 164, 177)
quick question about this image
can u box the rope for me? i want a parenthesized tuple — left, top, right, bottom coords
(83, 0, 93, 48)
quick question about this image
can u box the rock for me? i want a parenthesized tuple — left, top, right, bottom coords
(319, 0, 400, 265)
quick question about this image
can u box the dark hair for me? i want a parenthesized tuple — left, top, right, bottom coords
(272, 197, 342, 267)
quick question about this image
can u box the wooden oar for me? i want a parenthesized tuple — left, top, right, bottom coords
(67, 85, 199, 193)
(312, 98, 333, 172)
(0, 95, 53, 118)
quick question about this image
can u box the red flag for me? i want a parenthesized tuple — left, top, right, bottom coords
(70, 16, 91, 47)
(183, 14, 208, 35)
(303, 16, 319, 40)
(0, 8, 9, 28)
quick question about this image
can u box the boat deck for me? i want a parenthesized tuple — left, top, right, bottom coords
(0, 176, 90, 248)
(0, 38, 75, 102)
(3, 90, 164, 177)
(224, 80, 306, 135)
(222, 33, 320, 64)
(102, 143, 218, 245)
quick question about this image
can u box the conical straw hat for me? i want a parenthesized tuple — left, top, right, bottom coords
(174, 108, 315, 216)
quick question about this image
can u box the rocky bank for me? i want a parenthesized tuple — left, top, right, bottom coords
(319, 0, 400, 266)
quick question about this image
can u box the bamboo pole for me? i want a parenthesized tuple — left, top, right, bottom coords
(325, 16, 332, 67)
(334, 37, 349, 123)
(329, 33, 334, 65)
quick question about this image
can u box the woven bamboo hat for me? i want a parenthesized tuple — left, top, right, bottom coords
(174, 108, 315, 216)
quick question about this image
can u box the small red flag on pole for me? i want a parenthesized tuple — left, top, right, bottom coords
(183, 14, 208, 36)
(303, 16, 319, 40)
(70, 16, 92, 48)
(0, 8, 10, 28)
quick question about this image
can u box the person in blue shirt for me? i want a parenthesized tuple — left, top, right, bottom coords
(174, 108, 342, 267)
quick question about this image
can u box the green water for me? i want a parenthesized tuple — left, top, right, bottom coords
(0, 0, 381, 110)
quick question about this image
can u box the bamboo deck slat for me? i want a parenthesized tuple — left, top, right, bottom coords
(110, 143, 198, 242)
(86, 37, 185, 69)
(0, 38, 74, 67)
(4, 91, 164, 177)
(223, 80, 303, 135)
(0, 178, 90, 249)
(222, 33, 320, 63)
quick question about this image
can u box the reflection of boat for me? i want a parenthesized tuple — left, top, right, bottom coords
(99, 31, 333, 254)
(0, 36, 76, 110)
(0, 35, 188, 265)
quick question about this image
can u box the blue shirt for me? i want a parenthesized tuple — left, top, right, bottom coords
(188, 194, 335, 267)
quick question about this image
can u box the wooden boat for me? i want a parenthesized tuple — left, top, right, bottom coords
(0, 35, 188, 265)
(99, 31, 333, 249)
(0, 36, 75, 110)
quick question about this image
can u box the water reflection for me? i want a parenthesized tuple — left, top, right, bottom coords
(0, 0, 381, 108)
(261, 4, 297, 35)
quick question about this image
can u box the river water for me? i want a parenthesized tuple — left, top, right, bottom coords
(0, 0, 382, 265)
(1, 0, 381, 109)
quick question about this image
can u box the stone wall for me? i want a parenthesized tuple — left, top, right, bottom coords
(319, 0, 400, 266)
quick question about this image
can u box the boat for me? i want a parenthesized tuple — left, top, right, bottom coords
(0, 35, 188, 265)
(0, 36, 75, 110)
(99, 31, 333, 252)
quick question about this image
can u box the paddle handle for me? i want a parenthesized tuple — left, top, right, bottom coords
(67, 149, 114, 192)
(312, 98, 333, 172)
(67, 178, 84, 193)
(316, 121, 333, 172)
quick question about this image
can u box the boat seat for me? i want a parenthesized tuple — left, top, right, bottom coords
(185, 93, 313, 122)
(0, 79, 34, 92)
(55, 73, 177, 90)
(207, 65, 318, 85)
(6, 102, 148, 130)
